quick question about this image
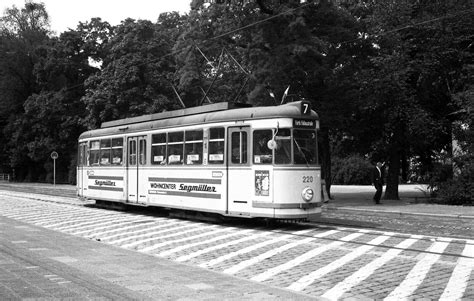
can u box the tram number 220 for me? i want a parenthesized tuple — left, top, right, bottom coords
(303, 176, 313, 183)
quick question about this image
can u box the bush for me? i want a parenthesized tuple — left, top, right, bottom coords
(332, 155, 372, 185)
(435, 180, 473, 205)
(432, 161, 473, 205)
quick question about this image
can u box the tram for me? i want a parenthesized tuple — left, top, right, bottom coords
(77, 100, 322, 220)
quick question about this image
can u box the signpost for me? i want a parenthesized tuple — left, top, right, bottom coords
(51, 151, 58, 186)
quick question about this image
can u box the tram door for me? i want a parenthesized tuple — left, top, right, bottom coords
(127, 136, 147, 203)
(227, 127, 252, 215)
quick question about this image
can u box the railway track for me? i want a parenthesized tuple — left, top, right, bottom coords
(1, 189, 473, 300)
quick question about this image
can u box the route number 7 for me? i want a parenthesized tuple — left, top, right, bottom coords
(301, 101, 311, 115)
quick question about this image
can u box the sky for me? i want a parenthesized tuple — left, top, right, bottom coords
(1, 0, 191, 34)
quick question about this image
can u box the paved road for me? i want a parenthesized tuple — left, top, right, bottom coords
(1, 189, 473, 300)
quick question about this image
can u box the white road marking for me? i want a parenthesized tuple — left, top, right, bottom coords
(111, 223, 199, 246)
(83, 220, 172, 239)
(1, 208, 78, 221)
(321, 235, 422, 300)
(222, 236, 315, 275)
(384, 240, 451, 300)
(175, 231, 272, 262)
(288, 232, 394, 291)
(118, 224, 218, 249)
(1, 202, 101, 221)
(53, 216, 131, 231)
(439, 241, 474, 301)
(251, 230, 353, 282)
(158, 229, 254, 257)
(225, 230, 358, 276)
(33, 212, 110, 227)
(222, 229, 328, 275)
(139, 227, 231, 252)
(198, 228, 315, 269)
(63, 217, 156, 235)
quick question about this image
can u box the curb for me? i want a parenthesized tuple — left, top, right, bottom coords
(323, 206, 474, 220)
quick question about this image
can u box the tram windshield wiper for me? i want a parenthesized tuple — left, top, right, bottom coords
(294, 138, 310, 166)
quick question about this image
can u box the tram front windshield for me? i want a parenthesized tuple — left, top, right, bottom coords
(293, 129, 317, 165)
(253, 128, 317, 165)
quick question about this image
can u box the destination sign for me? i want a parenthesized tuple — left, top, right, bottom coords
(293, 119, 316, 129)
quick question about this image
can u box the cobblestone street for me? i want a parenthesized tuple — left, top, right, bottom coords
(1, 185, 473, 300)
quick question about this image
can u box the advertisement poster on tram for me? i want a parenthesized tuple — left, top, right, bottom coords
(255, 170, 270, 196)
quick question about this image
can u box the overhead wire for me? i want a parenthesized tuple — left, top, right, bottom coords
(340, 7, 474, 45)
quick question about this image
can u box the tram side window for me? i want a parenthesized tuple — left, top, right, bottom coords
(151, 133, 167, 165)
(89, 140, 100, 165)
(111, 138, 123, 165)
(139, 138, 147, 165)
(168, 131, 184, 164)
(185, 130, 203, 165)
(231, 132, 248, 164)
(274, 129, 291, 164)
(129, 140, 137, 166)
(100, 139, 111, 165)
(293, 129, 317, 165)
(209, 127, 225, 164)
(253, 130, 272, 164)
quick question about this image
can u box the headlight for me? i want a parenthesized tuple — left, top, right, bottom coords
(301, 187, 314, 202)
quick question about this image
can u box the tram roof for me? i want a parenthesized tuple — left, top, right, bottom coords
(79, 101, 318, 140)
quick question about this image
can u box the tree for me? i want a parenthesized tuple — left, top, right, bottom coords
(0, 1, 50, 34)
(3, 18, 114, 182)
(1, 0, 471, 191)
(74, 17, 115, 66)
(350, 0, 473, 199)
(174, 2, 258, 107)
(0, 2, 117, 181)
(82, 16, 184, 128)
(178, 1, 363, 196)
(0, 1, 51, 178)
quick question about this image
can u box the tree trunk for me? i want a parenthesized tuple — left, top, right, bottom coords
(401, 148, 408, 183)
(384, 146, 400, 200)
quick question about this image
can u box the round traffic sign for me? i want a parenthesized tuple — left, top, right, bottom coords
(51, 151, 59, 160)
